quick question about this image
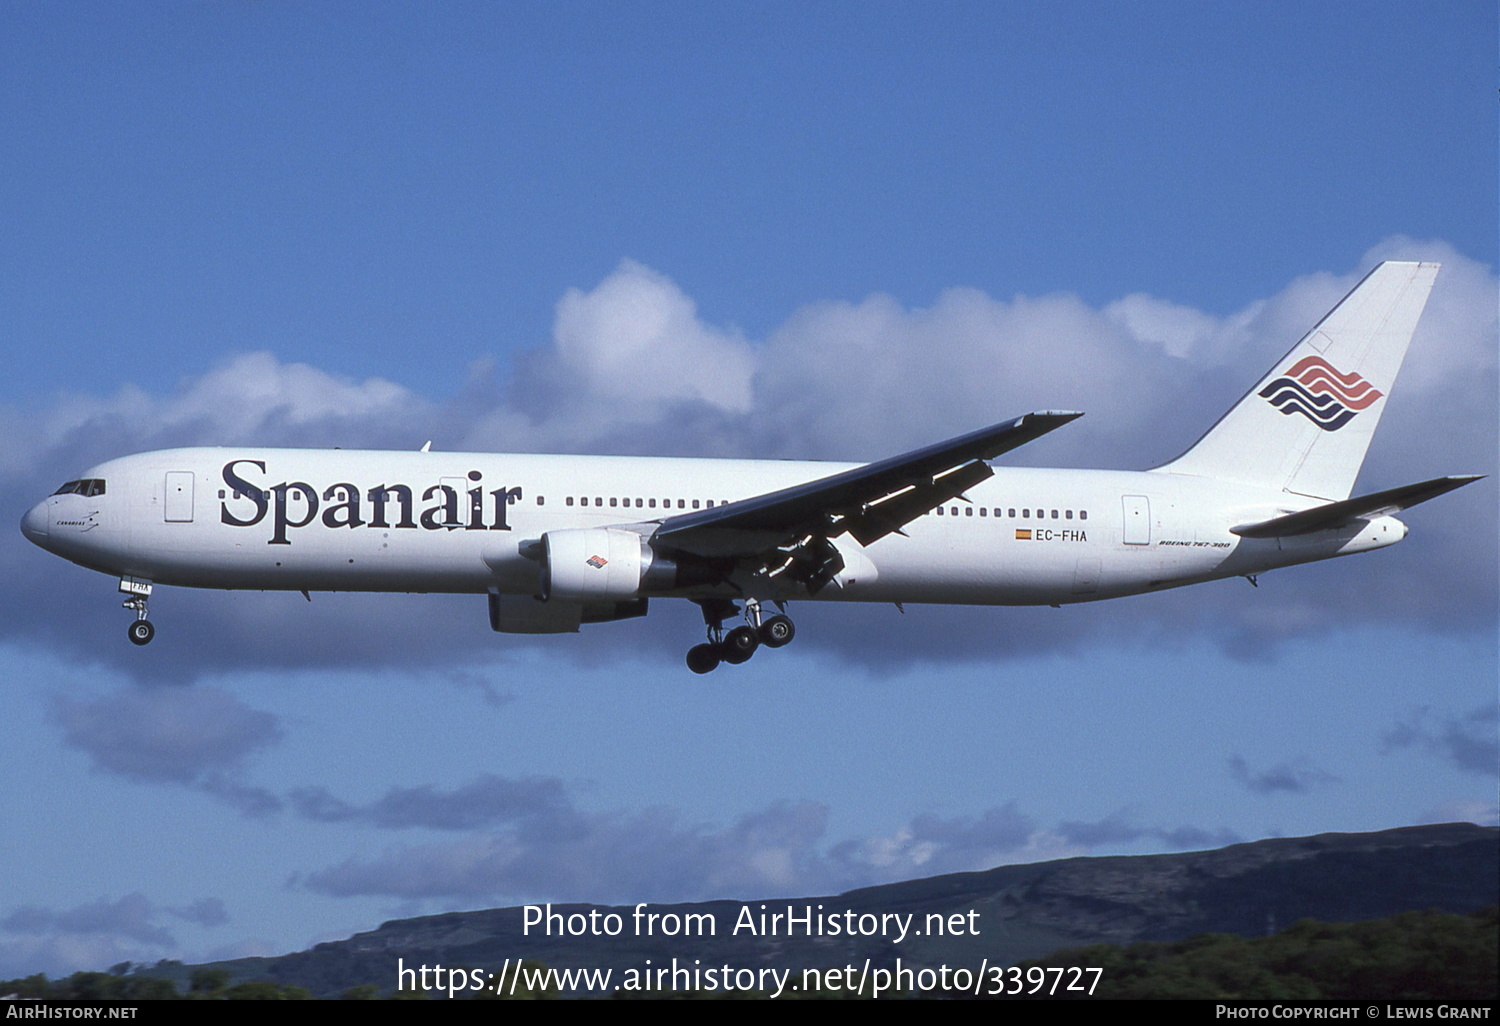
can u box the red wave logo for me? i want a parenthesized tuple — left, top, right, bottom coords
(1259, 357, 1383, 432)
(1282, 356, 1384, 410)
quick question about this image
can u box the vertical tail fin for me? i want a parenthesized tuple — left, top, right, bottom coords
(1157, 261, 1440, 500)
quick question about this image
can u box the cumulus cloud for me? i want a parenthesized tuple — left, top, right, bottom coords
(3, 240, 1494, 680)
(443, 670, 515, 709)
(0, 893, 226, 978)
(288, 774, 569, 831)
(3, 895, 174, 948)
(1417, 798, 1500, 828)
(67, 354, 419, 451)
(1382, 705, 1499, 777)
(49, 685, 283, 814)
(165, 899, 229, 928)
(549, 261, 755, 414)
(1054, 814, 1242, 851)
(1227, 755, 1341, 795)
(296, 780, 1234, 905)
(300, 801, 832, 903)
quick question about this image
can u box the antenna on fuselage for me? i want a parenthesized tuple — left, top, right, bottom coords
(419, 441, 432, 453)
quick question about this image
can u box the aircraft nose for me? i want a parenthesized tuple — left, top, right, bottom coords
(20, 500, 49, 545)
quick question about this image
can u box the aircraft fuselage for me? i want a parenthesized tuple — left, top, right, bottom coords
(23, 446, 1404, 606)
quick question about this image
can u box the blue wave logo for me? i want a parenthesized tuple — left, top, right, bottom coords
(1259, 357, 1383, 432)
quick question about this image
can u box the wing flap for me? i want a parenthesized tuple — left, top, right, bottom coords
(653, 411, 1081, 557)
(1231, 475, 1483, 538)
(843, 459, 994, 546)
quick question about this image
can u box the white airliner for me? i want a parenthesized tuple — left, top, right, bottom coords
(21, 261, 1480, 672)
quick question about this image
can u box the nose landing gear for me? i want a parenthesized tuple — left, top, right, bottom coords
(127, 618, 155, 646)
(686, 598, 794, 673)
(120, 577, 155, 646)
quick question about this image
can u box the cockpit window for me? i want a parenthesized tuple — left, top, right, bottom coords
(51, 479, 105, 497)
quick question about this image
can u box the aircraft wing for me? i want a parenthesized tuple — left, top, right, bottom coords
(1231, 475, 1484, 538)
(651, 411, 1082, 562)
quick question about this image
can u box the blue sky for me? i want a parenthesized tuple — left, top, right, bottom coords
(1, 2, 1495, 977)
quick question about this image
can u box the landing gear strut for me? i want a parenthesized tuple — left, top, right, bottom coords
(685, 598, 794, 673)
(120, 577, 155, 646)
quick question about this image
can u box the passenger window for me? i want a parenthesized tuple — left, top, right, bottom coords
(1051, 510, 1059, 519)
(566, 497, 574, 507)
(537, 496, 545, 506)
(692, 500, 700, 509)
(1022, 509, 1030, 518)
(1080, 510, 1088, 520)
(706, 499, 714, 508)
(1065, 509, 1073, 519)
(965, 507, 972, 516)
(609, 498, 618, 507)
(648, 498, 656, 508)
(635, 498, 643, 508)
(979, 508, 987, 517)
(937, 507, 944, 516)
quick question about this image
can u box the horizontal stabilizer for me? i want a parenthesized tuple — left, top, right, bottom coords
(1231, 475, 1483, 538)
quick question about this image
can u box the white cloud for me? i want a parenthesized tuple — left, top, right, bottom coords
(42, 353, 422, 453)
(463, 260, 756, 453)
(1103, 292, 1253, 361)
(553, 259, 755, 414)
(1418, 798, 1500, 828)
(298, 784, 1231, 905)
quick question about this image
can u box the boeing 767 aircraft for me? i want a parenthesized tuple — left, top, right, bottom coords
(21, 262, 1480, 672)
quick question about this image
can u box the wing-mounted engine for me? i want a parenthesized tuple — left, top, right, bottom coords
(540, 527, 724, 601)
(542, 527, 645, 601)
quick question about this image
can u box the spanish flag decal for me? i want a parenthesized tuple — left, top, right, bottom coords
(1015, 529, 1032, 540)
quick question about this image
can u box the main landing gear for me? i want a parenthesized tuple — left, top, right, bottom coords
(686, 598, 795, 674)
(120, 577, 155, 646)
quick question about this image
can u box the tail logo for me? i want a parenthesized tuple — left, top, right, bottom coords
(1258, 356, 1383, 432)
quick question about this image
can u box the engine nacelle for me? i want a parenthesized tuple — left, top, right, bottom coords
(542, 528, 649, 601)
(540, 527, 726, 601)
